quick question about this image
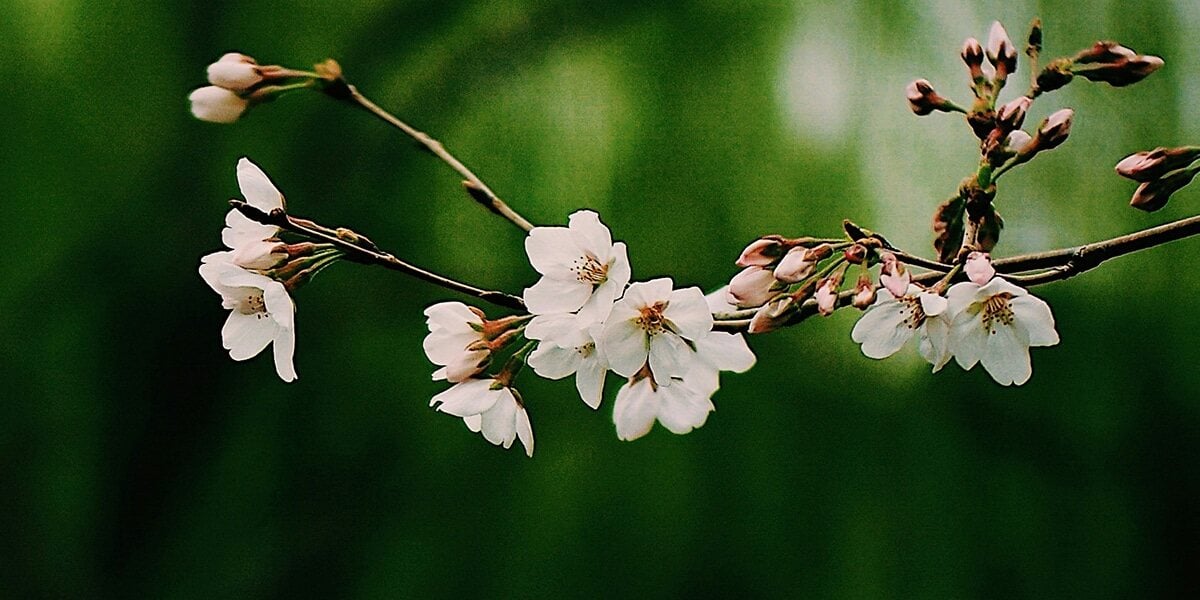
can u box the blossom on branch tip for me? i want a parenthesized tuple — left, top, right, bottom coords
(851, 284, 952, 372)
(523, 210, 631, 323)
(600, 278, 712, 383)
(430, 378, 534, 457)
(1028, 109, 1073, 153)
(736, 237, 786, 267)
(905, 79, 950, 116)
(986, 21, 1017, 75)
(199, 259, 297, 382)
(526, 313, 608, 409)
(207, 53, 263, 92)
(946, 278, 1058, 386)
(189, 86, 249, 123)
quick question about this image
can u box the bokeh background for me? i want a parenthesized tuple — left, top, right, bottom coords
(2, 0, 1199, 597)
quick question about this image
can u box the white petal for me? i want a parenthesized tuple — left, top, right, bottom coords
(655, 384, 714, 435)
(463, 414, 482, 432)
(977, 277, 1027, 299)
(664, 287, 714, 340)
(613, 379, 658, 441)
(526, 313, 591, 348)
(423, 330, 480, 364)
(979, 323, 1033, 385)
(622, 278, 673, 308)
(705, 286, 736, 313)
(442, 351, 488, 383)
(527, 343, 582, 380)
(236, 158, 285, 213)
(272, 327, 297, 382)
(607, 242, 632, 293)
(575, 355, 607, 409)
(524, 227, 582, 277)
(950, 311, 986, 370)
(682, 363, 721, 398)
(222, 311, 274, 360)
(850, 300, 913, 359)
(432, 380, 501, 416)
(648, 332, 693, 384)
(945, 281, 981, 317)
(694, 331, 756, 373)
(918, 316, 952, 372)
(523, 277, 591, 316)
(568, 210, 613, 260)
(1010, 295, 1059, 347)
(424, 302, 482, 330)
(601, 318, 649, 377)
(479, 391, 518, 447)
(261, 281, 294, 331)
(577, 277, 619, 324)
(222, 209, 279, 249)
(514, 407, 534, 457)
(918, 292, 948, 317)
(188, 86, 247, 123)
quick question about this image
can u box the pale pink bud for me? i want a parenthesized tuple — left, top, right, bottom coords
(1005, 130, 1032, 153)
(1075, 55, 1164, 87)
(748, 296, 794, 334)
(878, 252, 910, 298)
(1116, 147, 1200, 182)
(727, 266, 778, 308)
(773, 247, 815, 283)
(961, 38, 984, 71)
(231, 240, 288, 270)
(1073, 41, 1137, 64)
(188, 86, 249, 123)
(207, 53, 263, 92)
(997, 96, 1031, 130)
(736, 237, 786, 267)
(815, 274, 842, 316)
(964, 251, 995, 285)
(1130, 168, 1199, 212)
(1033, 109, 1073, 151)
(906, 79, 946, 116)
(851, 274, 875, 309)
(986, 21, 1018, 75)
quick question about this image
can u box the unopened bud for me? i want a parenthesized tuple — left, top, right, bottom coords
(986, 21, 1018, 77)
(748, 296, 794, 334)
(996, 96, 1032, 131)
(1075, 55, 1164, 87)
(906, 79, 950, 116)
(852, 274, 876, 309)
(1073, 41, 1137, 64)
(842, 244, 868, 265)
(775, 245, 828, 283)
(1030, 108, 1074, 152)
(1116, 147, 1200, 182)
(1005, 130, 1032, 153)
(1035, 60, 1074, 93)
(815, 274, 843, 316)
(964, 251, 995, 285)
(727, 266, 779, 308)
(1130, 167, 1199, 212)
(206, 53, 263, 92)
(878, 252, 910, 298)
(188, 86, 249, 123)
(736, 236, 787, 267)
(961, 37, 985, 79)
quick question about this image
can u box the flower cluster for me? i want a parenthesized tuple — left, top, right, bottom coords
(198, 159, 342, 382)
(423, 210, 756, 455)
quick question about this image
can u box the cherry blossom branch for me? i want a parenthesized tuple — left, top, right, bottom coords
(712, 213, 1200, 332)
(320, 77, 535, 233)
(230, 200, 527, 311)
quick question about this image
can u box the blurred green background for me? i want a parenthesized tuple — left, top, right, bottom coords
(2, 0, 1199, 597)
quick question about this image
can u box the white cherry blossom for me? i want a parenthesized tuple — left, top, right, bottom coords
(422, 302, 489, 382)
(946, 277, 1059, 386)
(526, 313, 608, 409)
(523, 210, 631, 322)
(613, 375, 713, 441)
(600, 278, 713, 383)
(430, 378, 534, 457)
(198, 259, 297, 382)
(206, 53, 262, 92)
(189, 86, 248, 123)
(851, 284, 952, 371)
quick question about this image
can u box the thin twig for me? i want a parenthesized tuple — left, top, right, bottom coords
(231, 201, 527, 311)
(334, 83, 535, 232)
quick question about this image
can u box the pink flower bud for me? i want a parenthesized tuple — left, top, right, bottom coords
(231, 240, 288, 270)
(878, 252, 910, 298)
(1130, 168, 1199, 212)
(961, 38, 984, 71)
(188, 86, 249, 123)
(1073, 41, 1137, 64)
(748, 296, 794, 334)
(815, 274, 843, 316)
(997, 96, 1031, 131)
(1032, 109, 1073, 151)
(906, 79, 947, 116)
(1005, 130, 1032, 153)
(986, 21, 1018, 75)
(774, 247, 815, 283)
(851, 274, 875, 309)
(207, 52, 263, 92)
(736, 236, 786, 267)
(842, 244, 868, 265)
(964, 251, 996, 285)
(1116, 147, 1200, 182)
(727, 266, 778, 308)
(1074, 55, 1164, 87)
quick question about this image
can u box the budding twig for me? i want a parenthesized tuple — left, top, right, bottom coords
(231, 200, 527, 311)
(327, 80, 535, 232)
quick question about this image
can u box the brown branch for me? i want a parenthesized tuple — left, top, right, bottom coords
(328, 81, 535, 232)
(231, 200, 527, 311)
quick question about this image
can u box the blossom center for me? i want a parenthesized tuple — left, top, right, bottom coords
(981, 293, 1015, 333)
(897, 296, 927, 330)
(571, 255, 608, 285)
(577, 342, 595, 358)
(234, 290, 269, 319)
(635, 302, 669, 335)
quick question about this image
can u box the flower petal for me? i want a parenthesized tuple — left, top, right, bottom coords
(568, 210, 613, 260)
(222, 209, 279, 249)
(236, 158, 285, 213)
(622, 278, 673, 308)
(432, 380, 501, 416)
(526, 313, 591, 348)
(607, 242, 632, 293)
(222, 311, 274, 361)
(980, 322, 1033, 385)
(601, 317, 649, 378)
(575, 355, 607, 409)
(479, 391, 518, 447)
(613, 379, 658, 441)
(524, 227, 581, 277)
(523, 277, 591, 316)
(514, 407, 534, 457)
(664, 287, 714, 341)
(950, 310, 986, 370)
(655, 384, 714, 435)
(527, 343, 582, 380)
(694, 331, 756, 373)
(648, 332, 693, 384)
(577, 277, 619, 324)
(272, 327, 297, 382)
(850, 299, 913, 359)
(1011, 295, 1059, 347)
